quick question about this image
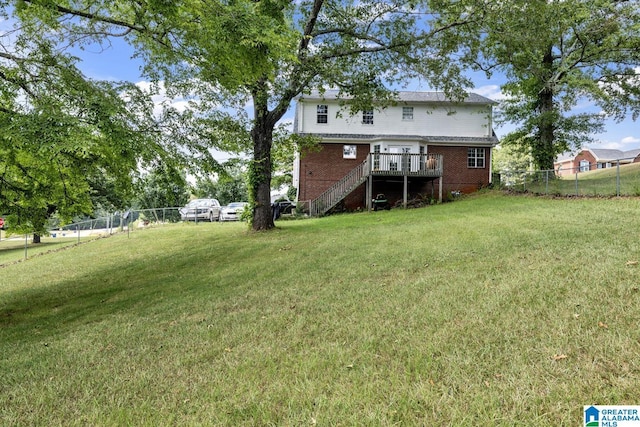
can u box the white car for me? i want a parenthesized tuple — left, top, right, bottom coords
(219, 202, 248, 222)
(180, 199, 221, 222)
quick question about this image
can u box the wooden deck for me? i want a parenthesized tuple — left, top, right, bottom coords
(369, 153, 442, 178)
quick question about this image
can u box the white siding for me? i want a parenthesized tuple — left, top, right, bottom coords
(297, 101, 492, 138)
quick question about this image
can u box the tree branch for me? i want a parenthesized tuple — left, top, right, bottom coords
(22, 0, 147, 33)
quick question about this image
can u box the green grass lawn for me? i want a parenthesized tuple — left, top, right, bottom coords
(0, 234, 100, 266)
(2, 192, 640, 425)
(521, 162, 640, 196)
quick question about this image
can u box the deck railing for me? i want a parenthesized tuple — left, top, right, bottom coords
(370, 153, 442, 177)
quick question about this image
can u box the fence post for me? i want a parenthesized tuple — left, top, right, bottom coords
(24, 233, 28, 260)
(616, 161, 621, 197)
(77, 224, 80, 244)
(575, 171, 579, 196)
(545, 170, 549, 194)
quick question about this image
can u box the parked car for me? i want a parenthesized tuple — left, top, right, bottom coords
(219, 202, 248, 222)
(180, 198, 221, 222)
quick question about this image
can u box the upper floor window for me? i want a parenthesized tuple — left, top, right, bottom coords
(468, 148, 485, 168)
(362, 109, 374, 125)
(317, 105, 328, 124)
(402, 107, 414, 120)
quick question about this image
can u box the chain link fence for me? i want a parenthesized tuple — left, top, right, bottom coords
(0, 207, 186, 265)
(498, 157, 640, 197)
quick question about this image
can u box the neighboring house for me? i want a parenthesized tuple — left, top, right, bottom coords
(555, 148, 640, 176)
(293, 90, 499, 215)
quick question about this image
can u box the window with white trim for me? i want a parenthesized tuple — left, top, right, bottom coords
(317, 105, 328, 124)
(343, 145, 357, 159)
(402, 107, 414, 120)
(579, 160, 590, 172)
(467, 148, 485, 168)
(362, 109, 374, 125)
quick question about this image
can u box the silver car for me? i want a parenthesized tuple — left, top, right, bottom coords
(180, 199, 221, 222)
(219, 202, 248, 221)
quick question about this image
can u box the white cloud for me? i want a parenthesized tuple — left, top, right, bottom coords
(134, 80, 197, 117)
(621, 136, 640, 144)
(474, 84, 506, 101)
(588, 135, 640, 151)
(590, 141, 624, 150)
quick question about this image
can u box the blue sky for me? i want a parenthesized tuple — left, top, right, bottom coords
(73, 38, 640, 156)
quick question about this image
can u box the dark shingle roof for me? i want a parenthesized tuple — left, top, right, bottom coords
(299, 90, 496, 105)
(299, 132, 499, 145)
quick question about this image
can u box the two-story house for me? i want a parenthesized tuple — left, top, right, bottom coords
(293, 90, 499, 215)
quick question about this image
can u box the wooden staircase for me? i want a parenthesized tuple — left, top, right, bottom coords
(309, 157, 370, 217)
(307, 153, 444, 216)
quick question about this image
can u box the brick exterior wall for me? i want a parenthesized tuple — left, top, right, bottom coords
(298, 143, 370, 209)
(428, 146, 492, 194)
(573, 151, 597, 172)
(298, 143, 493, 210)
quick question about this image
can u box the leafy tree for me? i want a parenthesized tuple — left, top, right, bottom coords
(192, 160, 249, 205)
(0, 33, 162, 241)
(135, 162, 190, 221)
(16, 0, 477, 230)
(492, 144, 533, 177)
(0, 6, 230, 240)
(441, 0, 640, 170)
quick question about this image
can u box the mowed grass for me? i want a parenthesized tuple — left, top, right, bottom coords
(0, 234, 99, 266)
(525, 161, 640, 196)
(2, 192, 640, 426)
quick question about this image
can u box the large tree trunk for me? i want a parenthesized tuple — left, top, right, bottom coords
(250, 85, 277, 231)
(533, 46, 556, 171)
(534, 87, 556, 171)
(249, 80, 299, 231)
(250, 120, 275, 231)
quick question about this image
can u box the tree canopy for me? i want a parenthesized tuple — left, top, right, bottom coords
(444, 0, 640, 170)
(8, 0, 638, 233)
(14, 0, 477, 230)
(0, 30, 160, 236)
(0, 5, 231, 236)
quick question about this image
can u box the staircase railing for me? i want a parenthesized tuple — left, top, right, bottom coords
(309, 157, 370, 217)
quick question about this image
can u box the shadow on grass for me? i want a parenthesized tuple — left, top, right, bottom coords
(0, 235, 237, 344)
(0, 240, 91, 267)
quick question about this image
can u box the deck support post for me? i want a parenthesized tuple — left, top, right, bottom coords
(366, 174, 373, 211)
(438, 177, 443, 203)
(403, 175, 408, 208)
